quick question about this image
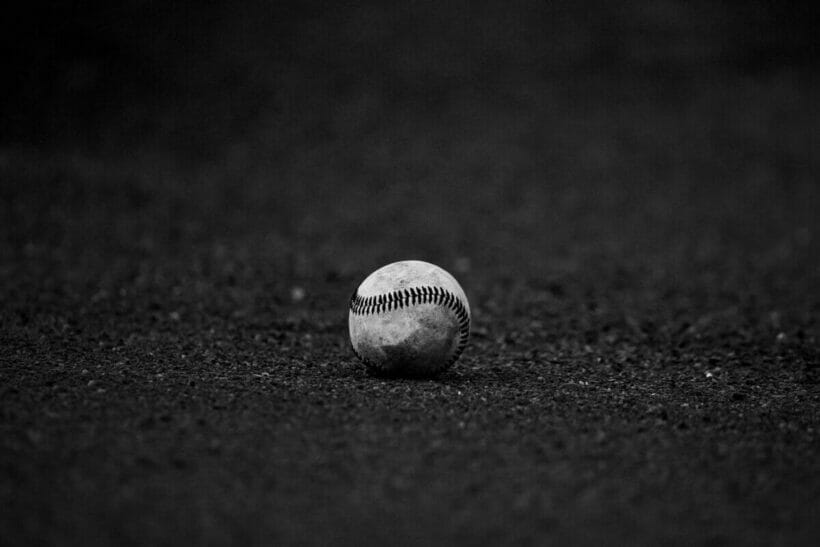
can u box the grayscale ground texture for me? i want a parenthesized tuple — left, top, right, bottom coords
(1, 1, 818, 545)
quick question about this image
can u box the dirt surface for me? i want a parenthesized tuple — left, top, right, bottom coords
(2, 2, 819, 545)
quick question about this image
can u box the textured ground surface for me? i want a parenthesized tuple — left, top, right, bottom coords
(2, 2, 819, 545)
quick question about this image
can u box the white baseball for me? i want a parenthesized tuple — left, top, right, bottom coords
(349, 260, 471, 376)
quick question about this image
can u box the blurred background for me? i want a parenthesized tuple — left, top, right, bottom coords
(2, 0, 817, 287)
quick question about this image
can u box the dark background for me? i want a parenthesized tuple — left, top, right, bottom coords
(2, 1, 819, 545)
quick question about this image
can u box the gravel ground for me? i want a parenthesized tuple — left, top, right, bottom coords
(2, 2, 819, 545)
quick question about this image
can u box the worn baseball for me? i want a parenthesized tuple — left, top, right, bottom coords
(349, 260, 471, 376)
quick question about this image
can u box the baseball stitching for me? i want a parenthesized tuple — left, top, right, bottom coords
(349, 285, 471, 374)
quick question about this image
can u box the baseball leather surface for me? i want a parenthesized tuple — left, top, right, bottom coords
(349, 260, 471, 376)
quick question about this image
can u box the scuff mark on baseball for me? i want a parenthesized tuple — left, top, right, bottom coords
(348, 260, 471, 376)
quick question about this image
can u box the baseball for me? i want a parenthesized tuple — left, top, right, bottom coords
(349, 260, 471, 376)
